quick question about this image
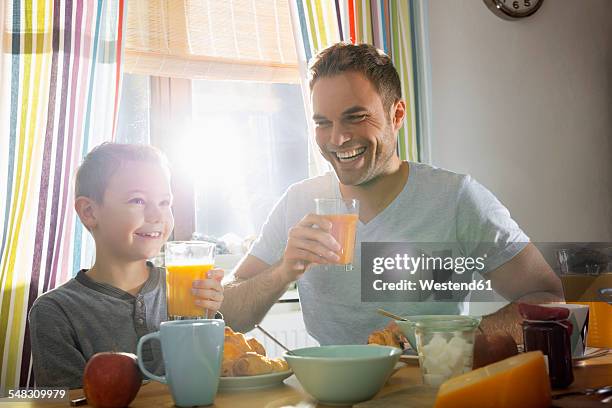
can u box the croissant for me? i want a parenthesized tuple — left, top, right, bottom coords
(269, 358, 289, 372)
(247, 338, 266, 356)
(221, 358, 236, 377)
(223, 341, 245, 361)
(225, 332, 253, 353)
(231, 352, 274, 376)
(222, 327, 288, 376)
(367, 328, 402, 348)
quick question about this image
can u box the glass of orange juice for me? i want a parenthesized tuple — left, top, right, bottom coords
(557, 247, 612, 348)
(165, 241, 216, 320)
(315, 198, 359, 271)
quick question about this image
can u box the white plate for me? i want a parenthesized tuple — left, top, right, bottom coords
(573, 347, 609, 362)
(218, 370, 293, 391)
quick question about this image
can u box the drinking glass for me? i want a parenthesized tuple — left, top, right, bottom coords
(314, 198, 359, 271)
(414, 316, 479, 387)
(557, 248, 612, 348)
(165, 241, 216, 320)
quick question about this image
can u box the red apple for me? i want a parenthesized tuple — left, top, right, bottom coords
(83, 352, 142, 408)
(473, 332, 519, 369)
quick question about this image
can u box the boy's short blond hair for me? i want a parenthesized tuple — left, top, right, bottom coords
(75, 142, 170, 202)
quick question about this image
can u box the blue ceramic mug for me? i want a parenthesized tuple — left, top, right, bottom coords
(137, 319, 224, 407)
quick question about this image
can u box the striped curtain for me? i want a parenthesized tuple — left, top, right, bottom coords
(289, 0, 431, 164)
(0, 0, 126, 391)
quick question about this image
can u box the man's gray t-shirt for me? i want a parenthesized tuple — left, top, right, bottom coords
(29, 263, 166, 388)
(250, 162, 529, 345)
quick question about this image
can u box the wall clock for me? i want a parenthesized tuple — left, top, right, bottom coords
(483, 0, 544, 20)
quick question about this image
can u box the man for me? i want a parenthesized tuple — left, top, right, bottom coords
(220, 43, 563, 345)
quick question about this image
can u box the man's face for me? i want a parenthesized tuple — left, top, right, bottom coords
(92, 161, 174, 262)
(311, 71, 399, 186)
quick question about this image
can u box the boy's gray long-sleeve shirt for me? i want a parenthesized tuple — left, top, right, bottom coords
(29, 264, 166, 389)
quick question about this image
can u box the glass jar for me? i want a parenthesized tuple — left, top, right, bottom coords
(415, 316, 480, 387)
(522, 320, 574, 388)
(557, 247, 612, 348)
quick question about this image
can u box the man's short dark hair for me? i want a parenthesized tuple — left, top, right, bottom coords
(75, 142, 169, 202)
(309, 42, 402, 110)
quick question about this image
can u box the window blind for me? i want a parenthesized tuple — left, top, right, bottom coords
(124, 0, 299, 82)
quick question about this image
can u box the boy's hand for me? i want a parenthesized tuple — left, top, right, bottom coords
(192, 268, 224, 317)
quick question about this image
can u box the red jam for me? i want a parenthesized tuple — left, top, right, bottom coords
(522, 320, 574, 388)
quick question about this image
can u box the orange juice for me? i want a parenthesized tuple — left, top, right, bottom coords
(166, 264, 214, 317)
(562, 272, 612, 347)
(325, 214, 358, 265)
(567, 302, 612, 348)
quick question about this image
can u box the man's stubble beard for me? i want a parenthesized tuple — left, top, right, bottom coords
(334, 123, 398, 187)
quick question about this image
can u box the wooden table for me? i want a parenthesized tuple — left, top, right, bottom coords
(26, 353, 612, 408)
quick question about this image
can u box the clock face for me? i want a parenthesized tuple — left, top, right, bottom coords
(485, 0, 544, 19)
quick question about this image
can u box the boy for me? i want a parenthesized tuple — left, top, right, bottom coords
(29, 143, 224, 388)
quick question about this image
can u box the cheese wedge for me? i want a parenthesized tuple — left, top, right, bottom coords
(434, 351, 551, 408)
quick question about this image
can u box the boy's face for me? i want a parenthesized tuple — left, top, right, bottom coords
(91, 161, 174, 262)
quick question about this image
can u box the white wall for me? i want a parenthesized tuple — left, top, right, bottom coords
(428, 0, 612, 242)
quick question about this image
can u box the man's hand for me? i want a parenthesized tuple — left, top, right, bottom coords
(278, 214, 342, 282)
(192, 268, 224, 316)
(220, 215, 342, 332)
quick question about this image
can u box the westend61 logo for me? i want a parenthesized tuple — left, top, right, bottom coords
(361, 242, 497, 302)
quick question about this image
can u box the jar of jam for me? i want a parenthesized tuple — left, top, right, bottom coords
(522, 319, 573, 388)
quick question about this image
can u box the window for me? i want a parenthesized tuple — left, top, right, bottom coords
(117, 74, 309, 244)
(191, 80, 308, 239)
(116, 74, 150, 144)
(119, 0, 311, 247)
